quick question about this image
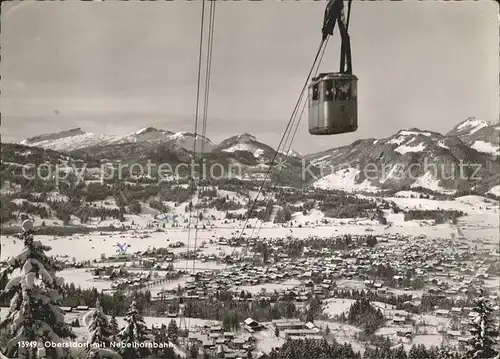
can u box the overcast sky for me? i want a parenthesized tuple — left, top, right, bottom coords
(1, 1, 498, 154)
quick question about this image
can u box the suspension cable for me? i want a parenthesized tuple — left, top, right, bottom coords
(279, 38, 329, 152)
(244, 5, 348, 265)
(185, 0, 216, 332)
(192, 0, 217, 275)
(201, 1, 216, 156)
(247, 5, 351, 265)
(248, 38, 329, 265)
(225, 39, 328, 267)
(185, 0, 208, 273)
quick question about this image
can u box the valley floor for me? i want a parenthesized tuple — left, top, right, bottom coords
(1, 194, 499, 357)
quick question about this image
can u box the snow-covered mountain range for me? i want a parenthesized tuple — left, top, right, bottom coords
(446, 117, 500, 156)
(19, 126, 214, 154)
(6, 117, 500, 195)
(306, 125, 498, 194)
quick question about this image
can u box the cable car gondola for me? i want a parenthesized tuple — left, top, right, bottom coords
(308, 0, 358, 136)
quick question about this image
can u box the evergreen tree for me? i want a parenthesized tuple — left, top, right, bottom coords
(435, 346, 460, 359)
(189, 343, 199, 358)
(0, 224, 75, 359)
(408, 344, 431, 359)
(153, 324, 175, 358)
(162, 346, 177, 359)
(168, 319, 179, 342)
(268, 348, 279, 359)
(84, 299, 121, 359)
(391, 344, 407, 359)
(110, 315, 119, 342)
(467, 292, 499, 359)
(118, 301, 151, 359)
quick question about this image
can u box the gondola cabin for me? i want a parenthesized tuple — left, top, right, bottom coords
(308, 72, 358, 135)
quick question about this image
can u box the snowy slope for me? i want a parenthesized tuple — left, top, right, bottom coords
(20, 128, 117, 152)
(216, 133, 276, 159)
(284, 149, 303, 158)
(19, 127, 214, 153)
(446, 117, 489, 137)
(410, 172, 455, 194)
(306, 126, 499, 193)
(312, 167, 379, 193)
(470, 140, 500, 156)
(110, 128, 214, 153)
(167, 131, 214, 153)
(223, 143, 265, 158)
(487, 185, 500, 197)
(113, 127, 175, 143)
(447, 118, 499, 156)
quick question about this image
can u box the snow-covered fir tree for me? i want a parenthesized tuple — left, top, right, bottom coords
(467, 291, 499, 359)
(152, 324, 175, 358)
(109, 316, 119, 342)
(167, 319, 179, 343)
(0, 222, 76, 359)
(83, 299, 121, 359)
(117, 301, 151, 359)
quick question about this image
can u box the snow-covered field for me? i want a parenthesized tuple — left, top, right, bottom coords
(313, 168, 380, 193)
(323, 298, 356, 318)
(4, 204, 498, 263)
(58, 268, 118, 292)
(56, 268, 189, 295)
(2, 197, 498, 295)
(0, 223, 471, 263)
(315, 320, 364, 353)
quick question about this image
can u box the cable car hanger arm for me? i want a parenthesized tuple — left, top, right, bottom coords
(321, 0, 353, 74)
(321, 0, 341, 41)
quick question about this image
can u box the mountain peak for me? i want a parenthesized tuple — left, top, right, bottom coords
(20, 127, 87, 146)
(447, 117, 489, 137)
(169, 131, 211, 142)
(237, 133, 257, 142)
(135, 127, 164, 135)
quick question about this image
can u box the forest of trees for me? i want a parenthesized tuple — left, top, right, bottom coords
(404, 209, 466, 224)
(253, 235, 378, 261)
(319, 194, 378, 219)
(261, 338, 461, 359)
(344, 298, 385, 335)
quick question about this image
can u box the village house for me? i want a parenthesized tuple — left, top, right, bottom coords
(272, 319, 305, 331)
(75, 305, 90, 311)
(435, 309, 450, 317)
(288, 334, 324, 341)
(392, 316, 406, 325)
(446, 330, 462, 339)
(458, 336, 473, 344)
(283, 329, 320, 340)
(231, 338, 247, 350)
(396, 328, 413, 338)
(244, 318, 261, 333)
(210, 325, 223, 333)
